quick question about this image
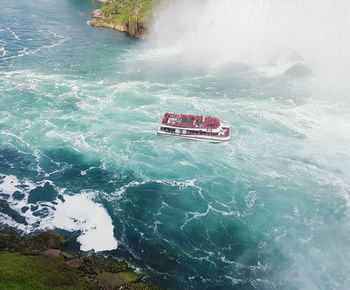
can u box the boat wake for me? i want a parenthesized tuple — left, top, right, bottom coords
(1, 0, 350, 288)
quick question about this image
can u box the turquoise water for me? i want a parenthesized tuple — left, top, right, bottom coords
(1, 0, 350, 289)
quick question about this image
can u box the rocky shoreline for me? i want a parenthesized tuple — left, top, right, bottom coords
(0, 228, 162, 290)
(89, 0, 151, 37)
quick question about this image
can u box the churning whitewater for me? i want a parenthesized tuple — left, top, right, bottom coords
(1, 0, 350, 289)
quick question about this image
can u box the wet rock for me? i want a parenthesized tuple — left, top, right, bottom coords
(91, 8, 103, 19)
(8, 231, 69, 255)
(127, 20, 147, 37)
(29, 231, 68, 250)
(90, 16, 127, 33)
(90, 9, 146, 38)
(61, 251, 75, 260)
(285, 63, 312, 78)
(97, 271, 142, 289)
(0, 228, 22, 251)
(66, 258, 84, 269)
(128, 21, 139, 37)
(57, 194, 65, 202)
(0, 229, 68, 253)
(41, 249, 62, 258)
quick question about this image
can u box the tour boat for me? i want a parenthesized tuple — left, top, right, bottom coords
(157, 112, 231, 143)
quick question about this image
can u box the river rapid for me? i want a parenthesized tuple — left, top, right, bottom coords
(1, 0, 350, 289)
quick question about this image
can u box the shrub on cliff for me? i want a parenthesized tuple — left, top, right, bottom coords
(101, 0, 159, 24)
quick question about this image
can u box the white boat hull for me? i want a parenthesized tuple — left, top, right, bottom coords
(157, 129, 231, 143)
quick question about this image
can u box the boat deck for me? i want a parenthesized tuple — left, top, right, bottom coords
(158, 112, 231, 142)
(162, 113, 221, 130)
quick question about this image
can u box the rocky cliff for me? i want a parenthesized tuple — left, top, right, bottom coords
(90, 0, 158, 37)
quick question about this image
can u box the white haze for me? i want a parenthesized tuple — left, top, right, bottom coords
(149, 0, 350, 85)
(147, 2, 350, 289)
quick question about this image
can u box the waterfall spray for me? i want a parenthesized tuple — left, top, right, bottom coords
(149, 0, 350, 83)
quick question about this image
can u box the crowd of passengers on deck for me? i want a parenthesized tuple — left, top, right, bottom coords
(162, 113, 220, 129)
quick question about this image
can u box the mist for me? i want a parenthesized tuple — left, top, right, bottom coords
(149, 0, 350, 84)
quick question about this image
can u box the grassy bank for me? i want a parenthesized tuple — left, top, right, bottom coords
(0, 252, 95, 290)
(90, 0, 160, 36)
(101, 0, 159, 25)
(0, 229, 162, 290)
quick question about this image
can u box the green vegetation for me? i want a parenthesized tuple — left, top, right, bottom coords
(0, 252, 96, 290)
(0, 229, 162, 290)
(101, 0, 159, 25)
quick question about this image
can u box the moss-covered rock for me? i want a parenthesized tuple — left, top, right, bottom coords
(0, 228, 67, 253)
(0, 229, 163, 290)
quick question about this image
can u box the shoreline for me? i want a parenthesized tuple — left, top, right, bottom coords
(0, 227, 162, 290)
(89, 0, 153, 38)
(89, 9, 129, 35)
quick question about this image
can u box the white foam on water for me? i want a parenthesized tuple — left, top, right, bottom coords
(50, 193, 118, 252)
(111, 178, 197, 199)
(0, 175, 21, 195)
(0, 46, 7, 57)
(0, 28, 68, 60)
(112, 180, 147, 198)
(156, 179, 197, 189)
(10, 30, 20, 40)
(0, 173, 118, 252)
(224, 275, 243, 286)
